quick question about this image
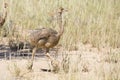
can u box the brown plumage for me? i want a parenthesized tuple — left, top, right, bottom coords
(30, 28, 60, 48)
(9, 39, 24, 52)
(28, 7, 66, 70)
(0, 3, 8, 27)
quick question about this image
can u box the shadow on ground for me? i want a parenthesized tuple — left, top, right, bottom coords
(0, 44, 58, 60)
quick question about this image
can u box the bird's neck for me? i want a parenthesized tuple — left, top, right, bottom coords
(57, 12, 64, 37)
(3, 7, 7, 20)
(0, 8, 7, 26)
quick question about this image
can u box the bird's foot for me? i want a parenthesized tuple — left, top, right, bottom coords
(51, 60, 60, 73)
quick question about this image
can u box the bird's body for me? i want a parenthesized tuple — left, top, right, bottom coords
(29, 28, 60, 49)
(9, 40, 24, 51)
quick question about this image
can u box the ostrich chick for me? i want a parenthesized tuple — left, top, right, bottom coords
(28, 7, 66, 71)
(0, 3, 8, 27)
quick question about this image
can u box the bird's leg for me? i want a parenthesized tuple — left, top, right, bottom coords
(31, 47, 37, 61)
(27, 47, 37, 70)
(45, 48, 54, 61)
(45, 48, 60, 72)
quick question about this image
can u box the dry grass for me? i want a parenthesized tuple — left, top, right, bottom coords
(0, 45, 119, 80)
(0, 0, 120, 49)
(0, 0, 120, 80)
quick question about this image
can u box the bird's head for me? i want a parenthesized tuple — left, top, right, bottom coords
(58, 7, 68, 14)
(4, 2, 8, 8)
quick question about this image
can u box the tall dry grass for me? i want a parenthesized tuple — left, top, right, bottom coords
(0, 0, 120, 50)
(0, 0, 120, 80)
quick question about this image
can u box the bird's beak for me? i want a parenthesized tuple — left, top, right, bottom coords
(63, 9, 68, 12)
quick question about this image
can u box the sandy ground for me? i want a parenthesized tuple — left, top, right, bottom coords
(0, 43, 120, 80)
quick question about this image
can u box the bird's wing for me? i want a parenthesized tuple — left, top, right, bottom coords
(29, 28, 58, 43)
(48, 28, 58, 34)
(30, 28, 51, 42)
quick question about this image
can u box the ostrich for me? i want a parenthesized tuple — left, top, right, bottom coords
(28, 7, 66, 70)
(0, 3, 8, 27)
(9, 39, 24, 52)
